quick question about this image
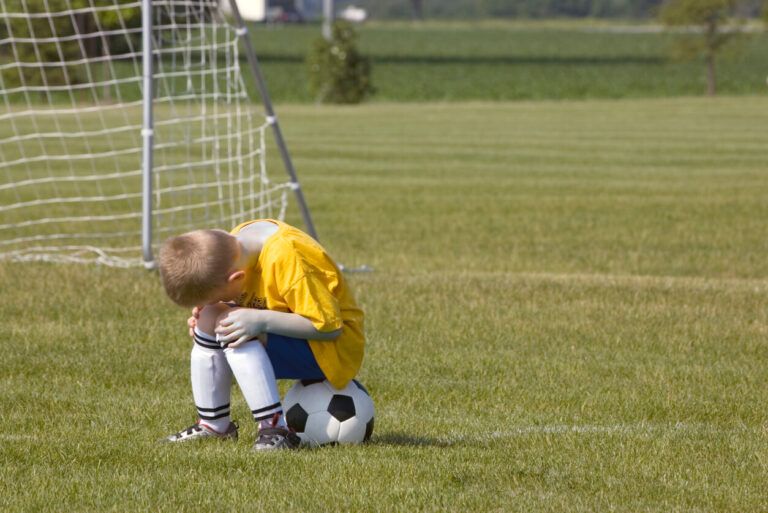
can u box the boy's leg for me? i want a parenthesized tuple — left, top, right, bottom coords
(191, 304, 235, 432)
(216, 308, 300, 450)
(164, 304, 236, 442)
(223, 341, 284, 426)
(191, 305, 232, 433)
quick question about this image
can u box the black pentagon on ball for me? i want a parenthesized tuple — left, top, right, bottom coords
(285, 403, 309, 432)
(327, 394, 356, 422)
(364, 417, 374, 442)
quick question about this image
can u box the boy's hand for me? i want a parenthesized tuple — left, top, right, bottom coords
(215, 308, 266, 348)
(187, 306, 201, 337)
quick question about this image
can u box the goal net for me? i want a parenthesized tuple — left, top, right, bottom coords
(0, 0, 291, 267)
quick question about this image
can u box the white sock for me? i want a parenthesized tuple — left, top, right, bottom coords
(191, 329, 233, 433)
(222, 339, 286, 429)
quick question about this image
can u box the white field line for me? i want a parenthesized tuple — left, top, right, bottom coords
(0, 434, 37, 441)
(439, 422, 759, 445)
(389, 271, 768, 293)
(494, 422, 730, 437)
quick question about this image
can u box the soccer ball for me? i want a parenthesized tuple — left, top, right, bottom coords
(283, 379, 374, 446)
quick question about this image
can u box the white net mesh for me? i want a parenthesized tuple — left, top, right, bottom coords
(0, 0, 289, 266)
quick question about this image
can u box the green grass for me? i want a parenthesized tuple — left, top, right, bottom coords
(2, 96, 768, 511)
(247, 21, 768, 102)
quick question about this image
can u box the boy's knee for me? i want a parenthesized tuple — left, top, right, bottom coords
(214, 307, 247, 332)
(196, 303, 233, 335)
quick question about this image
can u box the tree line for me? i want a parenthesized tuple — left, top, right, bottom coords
(358, 0, 765, 19)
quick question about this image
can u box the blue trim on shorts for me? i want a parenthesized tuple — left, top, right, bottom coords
(264, 333, 326, 380)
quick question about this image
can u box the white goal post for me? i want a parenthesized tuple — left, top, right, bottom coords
(0, 0, 316, 268)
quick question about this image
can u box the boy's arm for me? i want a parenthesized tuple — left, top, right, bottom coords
(215, 308, 342, 348)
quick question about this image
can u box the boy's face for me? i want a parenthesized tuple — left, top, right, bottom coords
(201, 282, 239, 306)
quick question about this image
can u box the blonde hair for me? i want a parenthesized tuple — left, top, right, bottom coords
(158, 229, 239, 307)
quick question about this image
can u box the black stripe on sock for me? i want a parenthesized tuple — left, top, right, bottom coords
(196, 403, 230, 413)
(253, 411, 283, 422)
(219, 335, 263, 350)
(199, 411, 231, 421)
(193, 335, 221, 350)
(251, 402, 282, 415)
(194, 331, 217, 343)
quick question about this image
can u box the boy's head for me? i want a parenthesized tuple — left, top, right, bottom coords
(158, 229, 244, 307)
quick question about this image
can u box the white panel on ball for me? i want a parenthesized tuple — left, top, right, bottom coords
(303, 411, 340, 446)
(352, 391, 375, 421)
(299, 382, 335, 413)
(337, 417, 367, 444)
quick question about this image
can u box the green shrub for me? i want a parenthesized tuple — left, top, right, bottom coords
(306, 21, 374, 104)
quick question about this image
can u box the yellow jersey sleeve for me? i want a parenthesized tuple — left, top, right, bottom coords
(283, 271, 344, 333)
(232, 219, 365, 389)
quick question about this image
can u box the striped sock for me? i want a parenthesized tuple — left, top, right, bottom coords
(258, 412, 288, 430)
(222, 339, 284, 430)
(191, 329, 233, 432)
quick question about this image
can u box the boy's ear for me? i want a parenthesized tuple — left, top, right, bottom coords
(227, 270, 245, 283)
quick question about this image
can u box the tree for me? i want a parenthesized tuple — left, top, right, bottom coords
(659, 0, 744, 96)
(0, 0, 141, 89)
(307, 21, 374, 104)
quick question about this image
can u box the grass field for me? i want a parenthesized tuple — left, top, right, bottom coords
(249, 21, 768, 102)
(1, 96, 767, 511)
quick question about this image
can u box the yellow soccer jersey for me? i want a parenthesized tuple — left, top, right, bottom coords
(230, 219, 365, 389)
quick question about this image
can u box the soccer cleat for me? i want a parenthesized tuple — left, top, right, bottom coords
(253, 426, 301, 451)
(162, 421, 238, 443)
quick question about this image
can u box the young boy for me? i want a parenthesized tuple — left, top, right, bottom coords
(157, 219, 365, 450)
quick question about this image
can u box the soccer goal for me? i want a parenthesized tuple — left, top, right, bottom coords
(0, 0, 315, 268)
